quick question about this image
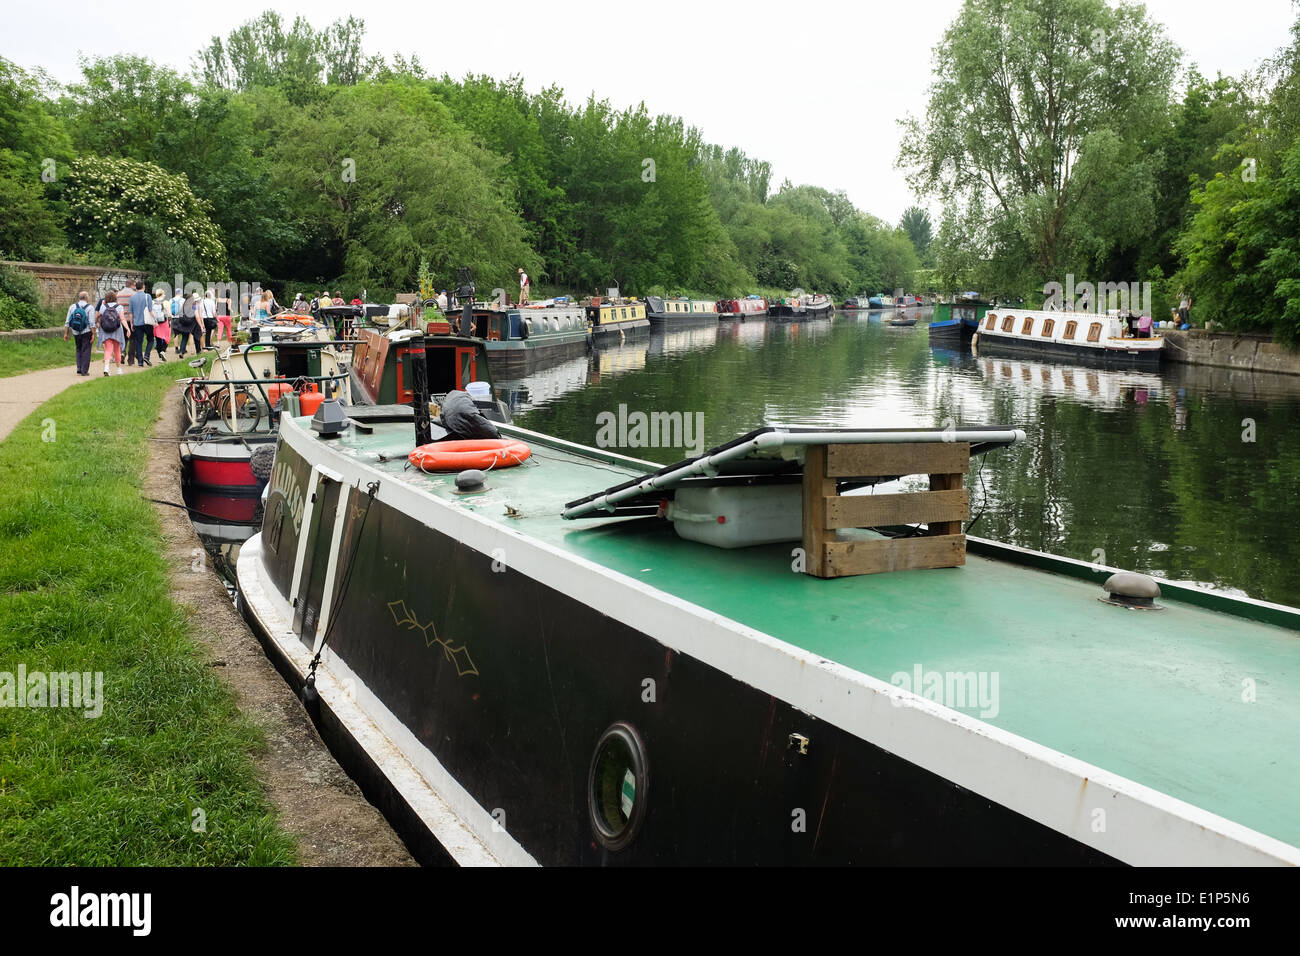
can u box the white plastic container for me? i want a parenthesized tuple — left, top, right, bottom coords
(466, 381, 492, 401)
(666, 484, 802, 548)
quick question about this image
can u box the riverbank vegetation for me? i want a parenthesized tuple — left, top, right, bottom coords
(0, 335, 76, 376)
(899, 0, 1300, 341)
(0, 367, 296, 864)
(0, 11, 919, 306)
(2, 3, 1296, 338)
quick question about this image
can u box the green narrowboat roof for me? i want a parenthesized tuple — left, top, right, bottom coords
(298, 415, 1300, 851)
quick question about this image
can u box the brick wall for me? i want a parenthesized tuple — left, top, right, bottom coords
(1, 261, 148, 308)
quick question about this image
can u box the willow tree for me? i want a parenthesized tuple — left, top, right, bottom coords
(898, 0, 1180, 286)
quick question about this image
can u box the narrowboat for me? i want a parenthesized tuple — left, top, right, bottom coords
(585, 297, 650, 342)
(929, 294, 993, 344)
(715, 296, 768, 320)
(470, 301, 590, 373)
(973, 308, 1164, 368)
(840, 296, 872, 311)
(867, 296, 885, 309)
(236, 411, 1300, 866)
(348, 326, 511, 424)
(644, 296, 718, 329)
(178, 336, 349, 495)
(770, 293, 832, 320)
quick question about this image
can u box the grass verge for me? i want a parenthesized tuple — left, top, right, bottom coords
(0, 335, 81, 378)
(0, 365, 297, 864)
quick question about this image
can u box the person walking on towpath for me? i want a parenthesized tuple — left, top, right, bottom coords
(96, 293, 127, 376)
(64, 291, 95, 375)
(200, 289, 218, 350)
(151, 288, 170, 360)
(127, 280, 155, 366)
(173, 293, 202, 358)
(518, 268, 530, 305)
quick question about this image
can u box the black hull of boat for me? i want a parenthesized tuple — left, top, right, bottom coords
(590, 320, 651, 341)
(485, 337, 590, 374)
(647, 312, 718, 328)
(974, 332, 1163, 369)
(237, 437, 1118, 867)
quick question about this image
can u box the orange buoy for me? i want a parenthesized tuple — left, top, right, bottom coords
(408, 439, 532, 472)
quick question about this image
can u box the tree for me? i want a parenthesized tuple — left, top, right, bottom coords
(63, 156, 227, 277)
(268, 81, 539, 295)
(899, 206, 932, 258)
(899, 0, 1180, 285)
(0, 57, 70, 259)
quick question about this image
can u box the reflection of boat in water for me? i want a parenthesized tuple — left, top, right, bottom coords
(494, 355, 591, 416)
(976, 355, 1165, 408)
(973, 308, 1164, 368)
(237, 413, 1300, 866)
(591, 340, 649, 379)
(650, 324, 719, 356)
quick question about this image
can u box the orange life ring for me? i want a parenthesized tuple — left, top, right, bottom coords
(408, 439, 532, 472)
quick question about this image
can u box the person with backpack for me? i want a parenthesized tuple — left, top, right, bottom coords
(95, 293, 127, 376)
(63, 291, 95, 375)
(173, 292, 202, 358)
(199, 289, 218, 350)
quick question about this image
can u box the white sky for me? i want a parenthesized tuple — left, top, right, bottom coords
(3, 0, 1295, 225)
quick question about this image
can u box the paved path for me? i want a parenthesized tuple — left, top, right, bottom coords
(0, 354, 153, 442)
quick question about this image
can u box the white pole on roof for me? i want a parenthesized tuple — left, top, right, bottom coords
(565, 428, 1025, 519)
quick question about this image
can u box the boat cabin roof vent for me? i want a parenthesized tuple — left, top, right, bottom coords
(310, 399, 351, 437)
(1100, 571, 1162, 610)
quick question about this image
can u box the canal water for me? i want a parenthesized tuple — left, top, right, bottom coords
(192, 308, 1300, 607)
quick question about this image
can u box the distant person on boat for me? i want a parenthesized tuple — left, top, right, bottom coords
(518, 268, 530, 305)
(127, 280, 155, 367)
(64, 290, 94, 376)
(95, 293, 126, 376)
(1136, 314, 1153, 338)
(1077, 287, 1091, 313)
(436, 289, 448, 312)
(173, 294, 202, 358)
(151, 288, 170, 361)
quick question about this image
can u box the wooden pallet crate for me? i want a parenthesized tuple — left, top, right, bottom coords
(801, 442, 970, 578)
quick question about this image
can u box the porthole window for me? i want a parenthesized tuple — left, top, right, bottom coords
(985, 315, 997, 330)
(1042, 319, 1055, 337)
(588, 722, 649, 851)
(1021, 317, 1034, 335)
(1064, 320, 1078, 340)
(1087, 322, 1102, 343)
(1001, 315, 1014, 332)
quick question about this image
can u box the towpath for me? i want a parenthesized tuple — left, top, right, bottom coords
(0, 360, 150, 442)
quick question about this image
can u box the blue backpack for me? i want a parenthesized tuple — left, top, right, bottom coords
(170, 297, 180, 317)
(68, 302, 90, 334)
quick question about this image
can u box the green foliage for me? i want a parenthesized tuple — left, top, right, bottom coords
(269, 81, 538, 294)
(900, 0, 1180, 285)
(899, 206, 932, 259)
(0, 263, 41, 304)
(63, 155, 228, 278)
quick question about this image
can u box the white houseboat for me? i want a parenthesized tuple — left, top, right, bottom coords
(973, 309, 1163, 367)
